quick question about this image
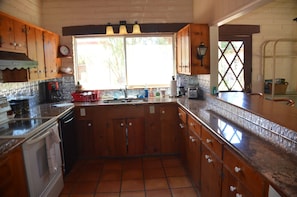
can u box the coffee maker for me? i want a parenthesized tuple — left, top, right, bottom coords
(39, 81, 62, 103)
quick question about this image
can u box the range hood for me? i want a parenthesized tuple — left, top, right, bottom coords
(0, 51, 38, 70)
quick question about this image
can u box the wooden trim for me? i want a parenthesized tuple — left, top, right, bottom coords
(219, 25, 260, 37)
(62, 23, 189, 36)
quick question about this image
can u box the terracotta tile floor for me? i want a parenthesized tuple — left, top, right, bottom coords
(60, 155, 198, 197)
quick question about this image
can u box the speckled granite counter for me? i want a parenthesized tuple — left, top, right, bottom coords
(177, 97, 297, 197)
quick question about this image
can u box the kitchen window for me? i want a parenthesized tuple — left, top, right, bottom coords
(73, 35, 175, 90)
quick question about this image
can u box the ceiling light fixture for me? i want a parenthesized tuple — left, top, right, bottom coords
(132, 21, 141, 34)
(106, 23, 114, 35)
(119, 21, 128, 35)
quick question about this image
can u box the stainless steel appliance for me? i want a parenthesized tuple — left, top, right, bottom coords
(188, 87, 204, 99)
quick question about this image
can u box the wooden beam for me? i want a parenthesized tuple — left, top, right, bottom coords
(62, 23, 188, 36)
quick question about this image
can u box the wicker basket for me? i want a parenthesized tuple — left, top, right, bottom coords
(265, 82, 288, 94)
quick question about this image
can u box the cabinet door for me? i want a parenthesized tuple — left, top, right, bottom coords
(201, 145, 222, 197)
(43, 31, 58, 78)
(112, 119, 127, 156)
(26, 26, 38, 80)
(35, 29, 46, 79)
(222, 167, 253, 197)
(0, 146, 29, 197)
(12, 20, 27, 52)
(145, 104, 161, 154)
(178, 108, 188, 165)
(188, 129, 201, 189)
(75, 120, 96, 158)
(176, 31, 183, 73)
(0, 15, 14, 51)
(127, 117, 145, 155)
(160, 104, 179, 154)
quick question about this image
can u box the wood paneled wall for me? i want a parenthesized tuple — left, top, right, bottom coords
(0, 0, 41, 26)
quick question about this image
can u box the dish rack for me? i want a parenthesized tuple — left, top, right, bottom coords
(71, 90, 100, 102)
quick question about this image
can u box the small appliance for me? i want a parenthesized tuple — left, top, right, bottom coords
(40, 81, 62, 103)
(188, 87, 204, 99)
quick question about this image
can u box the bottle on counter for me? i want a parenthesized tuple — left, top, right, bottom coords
(76, 81, 82, 92)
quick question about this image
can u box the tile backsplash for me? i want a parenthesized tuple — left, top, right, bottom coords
(206, 96, 297, 156)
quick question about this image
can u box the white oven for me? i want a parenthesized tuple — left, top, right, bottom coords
(22, 122, 64, 197)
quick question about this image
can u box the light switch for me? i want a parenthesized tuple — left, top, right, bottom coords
(80, 108, 86, 116)
(149, 105, 155, 114)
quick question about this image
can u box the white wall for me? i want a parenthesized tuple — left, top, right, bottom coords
(228, 0, 297, 93)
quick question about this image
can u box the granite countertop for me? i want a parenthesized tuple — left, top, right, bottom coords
(177, 97, 297, 197)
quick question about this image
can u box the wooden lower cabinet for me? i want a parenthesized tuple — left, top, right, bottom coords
(201, 144, 223, 197)
(0, 146, 29, 197)
(112, 117, 145, 156)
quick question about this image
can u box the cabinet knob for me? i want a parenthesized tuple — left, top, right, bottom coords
(229, 186, 237, 192)
(206, 138, 212, 143)
(179, 123, 184, 128)
(129, 122, 132, 126)
(207, 158, 213, 163)
(178, 113, 181, 117)
(234, 166, 241, 173)
(120, 123, 124, 127)
(204, 154, 210, 159)
(236, 194, 242, 197)
(189, 136, 193, 140)
(87, 123, 92, 127)
(191, 138, 196, 142)
(190, 122, 194, 127)
(161, 110, 165, 114)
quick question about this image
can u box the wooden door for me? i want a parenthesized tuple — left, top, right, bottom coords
(12, 20, 27, 52)
(0, 15, 14, 51)
(112, 118, 127, 156)
(75, 120, 96, 158)
(145, 104, 161, 154)
(176, 30, 183, 73)
(26, 26, 38, 80)
(43, 31, 58, 78)
(127, 117, 145, 155)
(160, 104, 179, 154)
(201, 145, 222, 197)
(188, 129, 201, 188)
(35, 29, 46, 79)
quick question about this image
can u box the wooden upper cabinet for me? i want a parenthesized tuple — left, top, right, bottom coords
(176, 24, 210, 75)
(0, 15, 26, 53)
(43, 31, 60, 79)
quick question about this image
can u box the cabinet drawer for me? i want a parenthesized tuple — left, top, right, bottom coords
(178, 107, 187, 123)
(201, 126, 223, 159)
(188, 114, 201, 137)
(223, 147, 264, 197)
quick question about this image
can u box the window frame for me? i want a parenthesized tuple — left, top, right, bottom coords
(72, 33, 176, 90)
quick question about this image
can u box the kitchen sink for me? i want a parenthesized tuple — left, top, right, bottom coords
(103, 98, 147, 104)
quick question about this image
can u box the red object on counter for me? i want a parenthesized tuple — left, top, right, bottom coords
(71, 90, 100, 102)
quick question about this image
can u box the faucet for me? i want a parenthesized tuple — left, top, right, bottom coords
(121, 86, 128, 99)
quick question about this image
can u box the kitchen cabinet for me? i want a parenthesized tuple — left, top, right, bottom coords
(159, 103, 180, 154)
(176, 24, 210, 75)
(200, 126, 223, 197)
(178, 107, 188, 164)
(74, 107, 96, 158)
(43, 31, 60, 79)
(222, 146, 266, 197)
(0, 146, 29, 197)
(187, 114, 202, 189)
(27, 27, 46, 80)
(112, 117, 145, 156)
(145, 104, 162, 154)
(0, 15, 27, 53)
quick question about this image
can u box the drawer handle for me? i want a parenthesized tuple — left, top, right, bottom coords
(236, 194, 242, 197)
(234, 166, 241, 173)
(230, 186, 237, 192)
(206, 139, 212, 143)
(179, 123, 184, 128)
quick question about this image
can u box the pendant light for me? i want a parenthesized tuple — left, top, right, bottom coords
(119, 21, 128, 35)
(132, 21, 141, 34)
(106, 23, 114, 35)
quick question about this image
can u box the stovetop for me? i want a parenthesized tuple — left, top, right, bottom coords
(0, 118, 52, 138)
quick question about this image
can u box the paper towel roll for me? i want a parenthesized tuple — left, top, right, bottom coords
(170, 80, 177, 97)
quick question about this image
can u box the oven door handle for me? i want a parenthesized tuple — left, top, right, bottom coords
(25, 130, 52, 145)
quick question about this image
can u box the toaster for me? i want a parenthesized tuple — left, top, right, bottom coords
(188, 87, 204, 99)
